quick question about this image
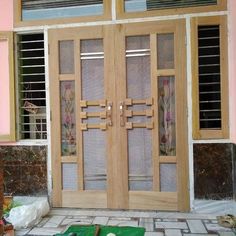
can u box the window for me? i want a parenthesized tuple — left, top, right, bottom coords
(125, 0, 218, 13)
(16, 33, 47, 140)
(14, 0, 111, 27)
(117, 0, 227, 19)
(192, 16, 228, 139)
(0, 32, 15, 141)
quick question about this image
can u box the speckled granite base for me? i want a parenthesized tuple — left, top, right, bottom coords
(0, 146, 47, 196)
(194, 143, 235, 200)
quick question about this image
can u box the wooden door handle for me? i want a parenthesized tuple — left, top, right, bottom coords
(107, 102, 113, 126)
(119, 101, 125, 127)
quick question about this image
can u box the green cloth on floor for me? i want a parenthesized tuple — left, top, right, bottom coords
(55, 225, 145, 236)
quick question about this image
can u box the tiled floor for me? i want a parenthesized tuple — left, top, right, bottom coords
(15, 209, 236, 236)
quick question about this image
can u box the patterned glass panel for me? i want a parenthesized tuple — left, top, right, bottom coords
(62, 163, 78, 190)
(60, 81, 76, 156)
(158, 76, 176, 156)
(160, 164, 177, 192)
(59, 40, 74, 74)
(157, 34, 174, 69)
(126, 36, 152, 191)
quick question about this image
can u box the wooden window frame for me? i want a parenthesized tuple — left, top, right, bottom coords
(14, 0, 112, 27)
(191, 15, 229, 139)
(117, 0, 227, 19)
(0, 32, 16, 142)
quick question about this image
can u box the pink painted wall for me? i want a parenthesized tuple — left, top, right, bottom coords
(228, 0, 236, 143)
(0, 0, 13, 31)
(0, 41, 10, 136)
(0, 0, 13, 139)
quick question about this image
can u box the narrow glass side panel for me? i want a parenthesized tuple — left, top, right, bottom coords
(62, 163, 78, 190)
(157, 33, 174, 69)
(59, 40, 74, 74)
(158, 76, 176, 156)
(160, 164, 176, 192)
(60, 81, 76, 156)
(22, 1, 103, 20)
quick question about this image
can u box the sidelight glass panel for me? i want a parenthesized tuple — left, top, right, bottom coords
(62, 163, 78, 190)
(59, 40, 74, 74)
(60, 81, 76, 156)
(158, 76, 176, 156)
(81, 39, 106, 190)
(157, 34, 174, 69)
(160, 164, 176, 192)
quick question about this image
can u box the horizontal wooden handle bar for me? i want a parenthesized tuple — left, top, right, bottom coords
(80, 111, 107, 119)
(125, 122, 153, 129)
(125, 109, 153, 117)
(80, 123, 107, 130)
(125, 98, 153, 106)
(80, 99, 107, 107)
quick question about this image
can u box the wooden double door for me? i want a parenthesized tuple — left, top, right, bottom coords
(49, 20, 189, 211)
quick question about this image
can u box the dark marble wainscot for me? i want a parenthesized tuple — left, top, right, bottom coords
(194, 143, 235, 200)
(0, 146, 47, 196)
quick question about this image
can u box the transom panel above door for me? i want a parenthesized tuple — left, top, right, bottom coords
(49, 20, 189, 211)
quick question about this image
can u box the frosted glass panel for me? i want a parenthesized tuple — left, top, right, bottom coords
(126, 36, 152, 191)
(60, 81, 76, 156)
(81, 39, 106, 190)
(160, 164, 176, 192)
(59, 40, 74, 74)
(126, 36, 150, 99)
(83, 130, 107, 190)
(62, 163, 78, 190)
(157, 34, 174, 69)
(158, 76, 176, 156)
(128, 129, 152, 191)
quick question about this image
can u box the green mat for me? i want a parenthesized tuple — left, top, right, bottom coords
(55, 225, 145, 236)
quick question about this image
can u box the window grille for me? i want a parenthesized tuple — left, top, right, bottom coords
(198, 25, 221, 129)
(21, 0, 103, 20)
(17, 33, 47, 140)
(125, 0, 217, 12)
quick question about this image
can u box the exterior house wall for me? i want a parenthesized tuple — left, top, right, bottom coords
(0, 0, 14, 139)
(0, 0, 13, 31)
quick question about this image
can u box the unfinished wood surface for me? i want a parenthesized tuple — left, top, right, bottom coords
(50, 21, 189, 211)
(62, 191, 107, 208)
(129, 192, 177, 210)
(175, 20, 189, 212)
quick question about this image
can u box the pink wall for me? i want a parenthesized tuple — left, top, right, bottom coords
(228, 0, 236, 143)
(0, 41, 11, 136)
(0, 0, 13, 31)
(0, 0, 13, 139)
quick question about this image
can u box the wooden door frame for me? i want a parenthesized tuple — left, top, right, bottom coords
(49, 20, 189, 211)
(115, 20, 189, 211)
